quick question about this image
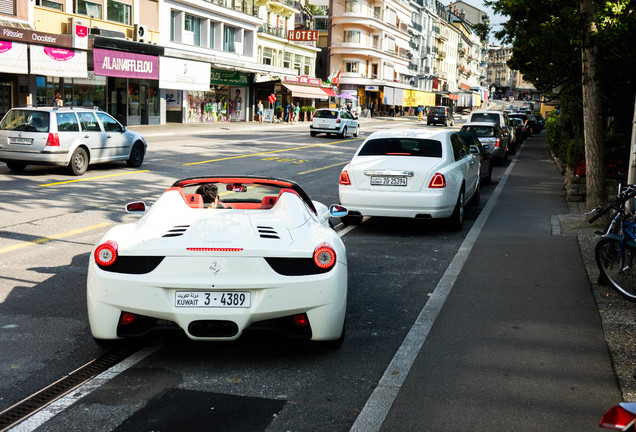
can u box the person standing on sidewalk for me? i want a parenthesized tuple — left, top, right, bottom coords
(257, 100, 264, 124)
(293, 104, 300, 124)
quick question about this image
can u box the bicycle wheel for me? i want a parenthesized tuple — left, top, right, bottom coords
(595, 237, 636, 301)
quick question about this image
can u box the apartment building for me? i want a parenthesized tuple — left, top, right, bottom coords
(328, 0, 416, 113)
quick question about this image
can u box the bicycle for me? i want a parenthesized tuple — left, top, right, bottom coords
(588, 184, 636, 301)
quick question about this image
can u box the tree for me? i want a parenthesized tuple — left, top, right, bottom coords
(486, 0, 635, 210)
(472, 22, 490, 42)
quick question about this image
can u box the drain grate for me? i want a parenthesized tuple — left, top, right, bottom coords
(0, 347, 137, 431)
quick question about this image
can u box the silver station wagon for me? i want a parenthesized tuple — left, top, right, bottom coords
(0, 106, 147, 175)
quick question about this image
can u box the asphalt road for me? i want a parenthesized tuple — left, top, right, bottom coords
(2, 115, 613, 432)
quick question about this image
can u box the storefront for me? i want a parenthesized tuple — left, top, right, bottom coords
(254, 76, 327, 122)
(160, 56, 211, 124)
(0, 26, 88, 115)
(93, 47, 160, 126)
(183, 69, 251, 124)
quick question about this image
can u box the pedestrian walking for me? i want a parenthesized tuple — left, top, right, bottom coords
(257, 100, 264, 124)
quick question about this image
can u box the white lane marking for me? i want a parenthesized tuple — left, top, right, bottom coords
(8, 343, 162, 432)
(349, 148, 522, 432)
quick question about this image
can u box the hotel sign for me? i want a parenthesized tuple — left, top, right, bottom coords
(287, 30, 318, 42)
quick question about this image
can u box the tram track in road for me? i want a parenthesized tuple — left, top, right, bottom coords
(0, 345, 144, 432)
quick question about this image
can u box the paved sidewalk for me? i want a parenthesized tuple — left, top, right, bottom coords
(356, 133, 623, 431)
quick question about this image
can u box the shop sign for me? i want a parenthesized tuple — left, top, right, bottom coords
(287, 30, 318, 41)
(93, 48, 158, 79)
(210, 69, 249, 86)
(365, 85, 379, 91)
(160, 57, 210, 91)
(0, 26, 73, 48)
(71, 19, 88, 50)
(283, 76, 321, 86)
(0, 40, 28, 74)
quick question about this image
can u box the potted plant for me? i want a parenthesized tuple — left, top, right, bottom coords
(303, 106, 316, 121)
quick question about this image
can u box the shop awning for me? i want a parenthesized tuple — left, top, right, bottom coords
(282, 83, 328, 100)
(321, 87, 337, 97)
(394, 63, 413, 76)
(0, 41, 27, 74)
(30, 45, 87, 78)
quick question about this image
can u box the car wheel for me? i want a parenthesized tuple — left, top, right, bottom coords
(341, 214, 363, 226)
(353, 125, 359, 137)
(444, 119, 448, 127)
(67, 147, 88, 176)
(126, 142, 145, 167)
(310, 131, 317, 137)
(448, 189, 464, 231)
(469, 182, 480, 207)
(6, 161, 27, 171)
(339, 126, 347, 139)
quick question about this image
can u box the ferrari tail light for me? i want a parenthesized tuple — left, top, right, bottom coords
(429, 173, 446, 188)
(45, 133, 60, 147)
(313, 243, 336, 269)
(95, 241, 118, 266)
(600, 405, 636, 430)
(339, 170, 351, 185)
(494, 138, 501, 148)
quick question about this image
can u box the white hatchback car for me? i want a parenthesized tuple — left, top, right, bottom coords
(338, 129, 481, 230)
(310, 108, 360, 138)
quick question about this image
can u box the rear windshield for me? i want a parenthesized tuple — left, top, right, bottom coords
(470, 113, 498, 123)
(313, 110, 338, 119)
(461, 126, 496, 137)
(428, 107, 446, 115)
(358, 138, 442, 158)
(0, 110, 50, 132)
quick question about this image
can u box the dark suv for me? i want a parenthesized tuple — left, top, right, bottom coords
(426, 106, 454, 126)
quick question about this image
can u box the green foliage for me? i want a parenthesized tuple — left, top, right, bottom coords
(300, 106, 316, 113)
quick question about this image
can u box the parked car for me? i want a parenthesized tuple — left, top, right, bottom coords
(0, 106, 146, 175)
(426, 106, 454, 126)
(310, 108, 360, 138)
(509, 118, 527, 147)
(509, 112, 534, 137)
(460, 122, 509, 165)
(338, 129, 480, 230)
(88, 176, 348, 346)
(457, 131, 493, 184)
(532, 114, 545, 132)
(468, 110, 513, 144)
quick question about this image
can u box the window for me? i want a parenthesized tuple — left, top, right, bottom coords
(373, 6, 381, 19)
(107, 0, 131, 25)
(344, 31, 361, 44)
(303, 56, 311, 75)
(294, 54, 302, 73)
(451, 134, 468, 161)
(78, 112, 101, 132)
(314, 17, 328, 31)
(262, 47, 273, 65)
(185, 15, 201, 46)
(170, 10, 175, 41)
(283, 52, 292, 69)
(224, 26, 235, 52)
(372, 35, 379, 49)
(209, 22, 215, 49)
(358, 138, 443, 158)
(96, 112, 123, 133)
(55, 113, 79, 132)
(344, 0, 361, 13)
(345, 61, 358, 73)
(38, 0, 63, 10)
(77, 0, 102, 19)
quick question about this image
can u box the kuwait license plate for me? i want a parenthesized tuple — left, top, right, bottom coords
(175, 291, 251, 308)
(9, 137, 32, 145)
(371, 176, 407, 186)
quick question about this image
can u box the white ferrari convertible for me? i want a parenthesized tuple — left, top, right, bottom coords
(87, 176, 348, 345)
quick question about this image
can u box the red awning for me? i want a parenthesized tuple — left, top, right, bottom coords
(321, 87, 337, 97)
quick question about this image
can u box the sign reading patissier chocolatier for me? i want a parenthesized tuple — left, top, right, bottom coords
(0, 26, 73, 48)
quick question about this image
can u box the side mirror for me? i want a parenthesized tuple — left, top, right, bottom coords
(329, 204, 348, 218)
(469, 145, 480, 155)
(126, 201, 146, 214)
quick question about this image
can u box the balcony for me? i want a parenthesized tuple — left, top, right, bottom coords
(258, 24, 286, 38)
(207, 0, 259, 16)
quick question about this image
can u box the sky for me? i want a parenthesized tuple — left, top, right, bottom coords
(443, 0, 507, 44)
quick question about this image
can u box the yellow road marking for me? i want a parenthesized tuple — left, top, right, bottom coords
(183, 139, 361, 166)
(39, 170, 149, 187)
(298, 161, 349, 175)
(0, 222, 113, 254)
